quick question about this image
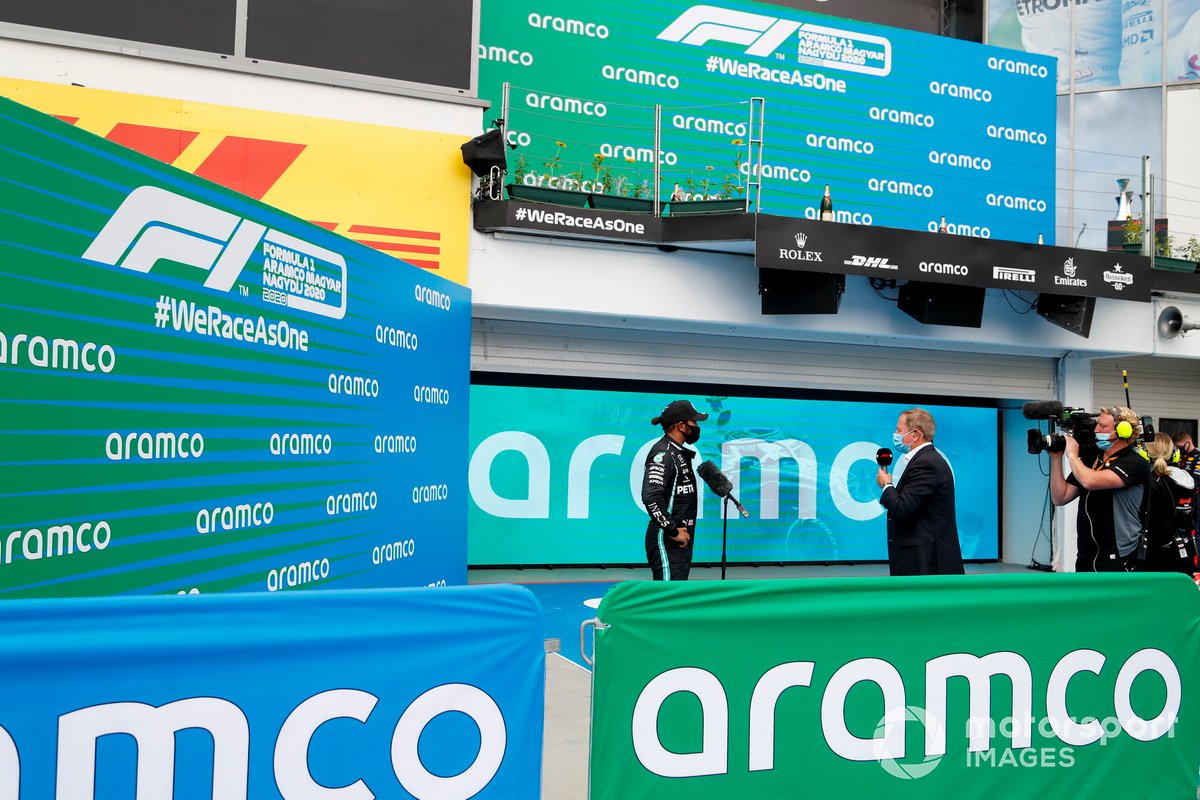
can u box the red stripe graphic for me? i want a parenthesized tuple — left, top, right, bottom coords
(105, 123, 199, 164)
(52, 115, 79, 125)
(308, 220, 339, 230)
(349, 224, 441, 240)
(401, 259, 440, 270)
(194, 136, 306, 200)
(354, 241, 440, 255)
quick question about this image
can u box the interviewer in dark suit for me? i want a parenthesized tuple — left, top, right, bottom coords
(875, 408, 965, 576)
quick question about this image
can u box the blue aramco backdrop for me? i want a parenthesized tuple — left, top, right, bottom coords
(0, 586, 544, 799)
(479, 0, 1057, 242)
(0, 98, 470, 597)
(468, 385, 1000, 566)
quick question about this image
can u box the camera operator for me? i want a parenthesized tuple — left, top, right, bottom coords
(1050, 406, 1149, 572)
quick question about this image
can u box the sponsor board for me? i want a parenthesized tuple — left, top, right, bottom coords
(590, 574, 1200, 799)
(0, 97, 470, 597)
(755, 216, 1151, 301)
(1, 77, 470, 286)
(481, 0, 1056, 242)
(474, 201, 666, 242)
(0, 586, 544, 798)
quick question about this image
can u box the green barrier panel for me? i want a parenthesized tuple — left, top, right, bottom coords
(591, 574, 1200, 798)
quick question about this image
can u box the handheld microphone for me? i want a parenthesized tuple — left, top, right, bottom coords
(876, 447, 893, 469)
(696, 460, 750, 518)
(1021, 400, 1065, 420)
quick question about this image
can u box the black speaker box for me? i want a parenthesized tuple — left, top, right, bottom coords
(1036, 293, 1095, 338)
(897, 281, 985, 327)
(460, 128, 507, 177)
(759, 269, 845, 314)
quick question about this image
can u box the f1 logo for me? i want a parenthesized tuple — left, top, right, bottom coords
(83, 186, 347, 319)
(657, 4, 801, 57)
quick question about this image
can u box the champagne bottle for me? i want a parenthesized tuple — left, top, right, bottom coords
(819, 184, 834, 221)
(938, 215, 948, 233)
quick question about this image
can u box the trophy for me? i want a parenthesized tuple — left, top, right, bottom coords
(1115, 178, 1134, 220)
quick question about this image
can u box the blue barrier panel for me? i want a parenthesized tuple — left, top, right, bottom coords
(0, 585, 544, 799)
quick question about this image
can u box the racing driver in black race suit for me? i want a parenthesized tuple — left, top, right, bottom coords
(641, 399, 708, 581)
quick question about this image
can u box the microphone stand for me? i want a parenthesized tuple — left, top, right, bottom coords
(721, 496, 730, 580)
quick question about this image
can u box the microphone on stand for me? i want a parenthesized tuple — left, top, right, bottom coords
(697, 461, 750, 518)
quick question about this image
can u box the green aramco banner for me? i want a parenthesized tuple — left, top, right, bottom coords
(590, 574, 1200, 798)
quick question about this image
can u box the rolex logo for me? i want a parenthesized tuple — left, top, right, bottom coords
(795, 232, 808, 248)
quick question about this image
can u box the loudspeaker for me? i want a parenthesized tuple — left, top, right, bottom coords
(460, 128, 507, 177)
(1036, 293, 1095, 338)
(897, 282, 985, 327)
(759, 269, 844, 314)
(1157, 305, 1200, 339)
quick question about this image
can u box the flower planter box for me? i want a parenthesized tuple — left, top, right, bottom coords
(588, 194, 655, 213)
(666, 198, 747, 216)
(1122, 242, 1145, 254)
(506, 184, 591, 207)
(1153, 256, 1198, 273)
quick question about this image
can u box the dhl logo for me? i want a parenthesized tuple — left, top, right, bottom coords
(54, 116, 443, 270)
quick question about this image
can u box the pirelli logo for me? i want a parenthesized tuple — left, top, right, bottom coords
(993, 266, 1036, 283)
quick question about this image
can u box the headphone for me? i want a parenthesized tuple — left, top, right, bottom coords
(1115, 419, 1134, 440)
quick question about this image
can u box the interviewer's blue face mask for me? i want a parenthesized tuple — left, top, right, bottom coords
(892, 429, 915, 452)
(1095, 432, 1113, 451)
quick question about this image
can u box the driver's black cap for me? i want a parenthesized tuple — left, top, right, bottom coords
(651, 399, 710, 426)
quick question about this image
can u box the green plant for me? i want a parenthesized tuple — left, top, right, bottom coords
(512, 155, 529, 186)
(1181, 236, 1200, 262)
(1118, 215, 1137, 244)
(591, 153, 606, 190)
(1127, 219, 1179, 257)
(731, 137, 745, 189)
(620, 156, 641, 197)
(560, 169, 584, 191)
(543, 140, 567, 177)
(1157, 232, 1175, 258)
(600, 167, 616, 195)
(711, 139, 746, 199)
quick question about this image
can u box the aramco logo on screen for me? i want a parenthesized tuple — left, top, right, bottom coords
(82, 186, 347, 320)
(469, 431, 899, 522)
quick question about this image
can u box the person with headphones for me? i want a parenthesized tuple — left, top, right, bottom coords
(1050, 406, 1150, 572)
(1139, 432, 1197, 574)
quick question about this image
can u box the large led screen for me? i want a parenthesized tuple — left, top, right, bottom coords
(468, 384, 999, 565)
(989, 0, 1200, 89)
(480, 0, 1056, 242)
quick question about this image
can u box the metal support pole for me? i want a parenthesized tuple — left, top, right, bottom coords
(1149, 173, 1156, 268)
(1141, 154, 1151, 258)
(654, 104, 662, 216)
(747, 97, 765, 213)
